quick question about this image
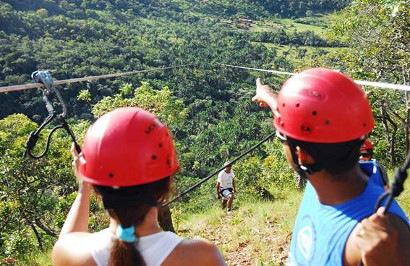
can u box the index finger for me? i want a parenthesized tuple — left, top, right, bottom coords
(256, 77, 264, 87)
(368, 207, 387, 222)
(376, 207, 386, 216)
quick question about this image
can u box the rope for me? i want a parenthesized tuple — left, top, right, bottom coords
(375, 150, 410, 213)
(359, 151, 410, 266)
(163, 131, 276, 207)
(0, 65, 192, 93)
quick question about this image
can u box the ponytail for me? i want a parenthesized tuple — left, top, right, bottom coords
(108, 224, 143, 266)
(94, 177, 171, 266)
(109, 233, 145, 266)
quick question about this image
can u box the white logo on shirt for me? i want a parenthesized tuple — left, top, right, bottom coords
(297, 226, 313, 259)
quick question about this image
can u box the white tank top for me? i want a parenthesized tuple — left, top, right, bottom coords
(90, 229, 184, 266)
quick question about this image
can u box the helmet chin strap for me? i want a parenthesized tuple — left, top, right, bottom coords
(287, 140, 322, 179)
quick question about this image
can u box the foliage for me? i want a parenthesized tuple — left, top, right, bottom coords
(0, 114, 100, 262)
(92, 82, 187, 127)
(0, 0, 343, 120)
(321, 0, 410, 166)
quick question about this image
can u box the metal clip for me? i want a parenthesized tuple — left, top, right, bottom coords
(24, 70, 79, 159)
(31, 70, 54, 90)
(31, 70, 67, 117)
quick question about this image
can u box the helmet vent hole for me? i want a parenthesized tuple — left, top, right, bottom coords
(167, 159, 171, 165)
(296, 103, 300, 107)
(282, 103, 285, 107)
(108, 173, 114, 178)
(363, 123, 367, 127)
(152, 155, 157, 160)
(312, 111, 317, 116)
(324, 120, 330, 124)
(159, 143, 162, 148)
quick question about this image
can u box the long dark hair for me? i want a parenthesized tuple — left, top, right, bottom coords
(94, 177, 171, 266)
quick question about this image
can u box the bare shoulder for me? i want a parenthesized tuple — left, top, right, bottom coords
(164, 238, 226, 266)
(52, 232, 97, 266)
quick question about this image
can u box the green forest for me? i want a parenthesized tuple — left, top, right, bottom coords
(1, 0, 409, 264)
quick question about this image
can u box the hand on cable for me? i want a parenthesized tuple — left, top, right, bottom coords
(354, 207, 399, 266)
(71, 142, 91, 191)
(252, 78, 278, 110)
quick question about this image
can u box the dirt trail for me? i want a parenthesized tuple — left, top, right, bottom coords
(178, 210, 292, 265)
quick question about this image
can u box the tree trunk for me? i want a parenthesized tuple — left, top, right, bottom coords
(381, 102, 397, 165)
(158, 206, 175, 232)
(404, 70, 410, 154)
(22, 211, 43, 250)
(34, 217, 57, 237)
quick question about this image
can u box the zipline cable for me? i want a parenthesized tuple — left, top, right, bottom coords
(1, 63, 410, 93)
(163, 131, 276, 207)
(220, 63, 296, 76)
(2, 63, 409, 204)
(0, 64, 192, 93)
(220, 64, 410, 92)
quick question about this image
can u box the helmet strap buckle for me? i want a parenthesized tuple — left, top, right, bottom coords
(300, 163, 322, 175)
(288, 139, 321, 179)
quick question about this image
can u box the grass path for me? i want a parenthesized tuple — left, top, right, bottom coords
(177, 189, 302, 265)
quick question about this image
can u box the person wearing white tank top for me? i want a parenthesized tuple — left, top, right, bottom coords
(52, 108, 225, 266)
(91, 229, 184, 266)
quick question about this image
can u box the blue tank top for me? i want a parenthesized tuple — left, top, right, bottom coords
(288, 162, 409, 266)
(359, 160, 387, 187)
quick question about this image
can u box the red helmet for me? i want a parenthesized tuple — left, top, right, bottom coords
(360, 139, 373, 152)
(274, 68, 374, 143)
(79, 107, 179, 187)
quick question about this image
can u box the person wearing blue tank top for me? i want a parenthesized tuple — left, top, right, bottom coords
(360, 139, 389, 190)
(252, 68, 410, 266)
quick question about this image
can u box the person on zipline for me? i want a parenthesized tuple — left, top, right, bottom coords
(360, 139, 389, 190)
(216, 162, 236, 213)
(252, 68, 410, 266)
(52, 107, 225, 266)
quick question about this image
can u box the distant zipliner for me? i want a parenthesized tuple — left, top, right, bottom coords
(359, 139, 389, 190)
(216, 162, 237, 213)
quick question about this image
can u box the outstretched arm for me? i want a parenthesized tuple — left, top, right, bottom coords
(60, 143, 92, 236)
(52, 143, 96, 266)
(252, 78, 278, 113)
